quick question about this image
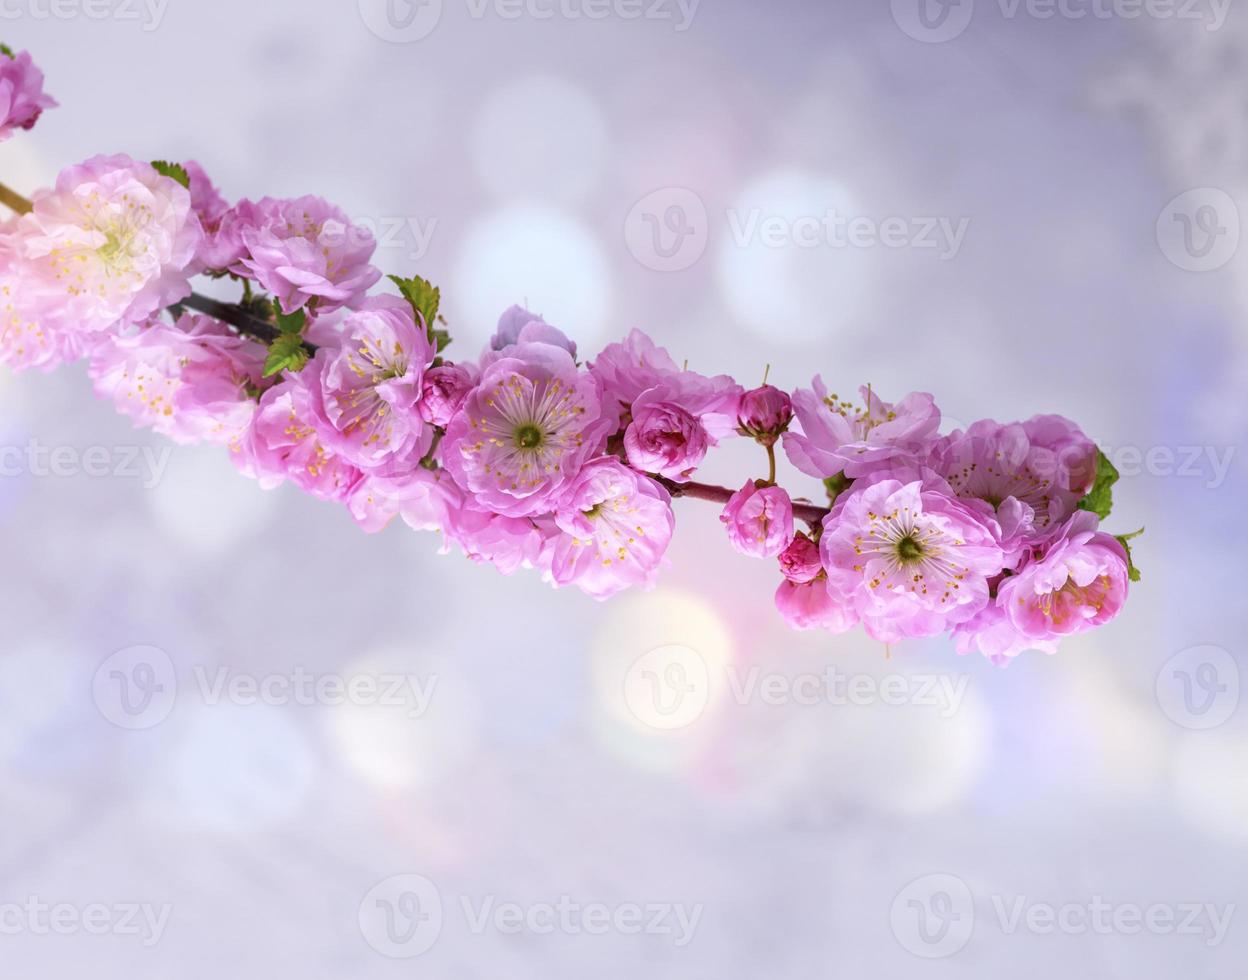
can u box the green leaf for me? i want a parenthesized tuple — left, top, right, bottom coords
(273, 305, 307, 336)
(151, 160, 191, 189)
(389, 274, 441, 332)
(823, 473, 852, 505)
(0, 44, 15, 59)
(1076, 447, 1119, 521)
(262, 334, 309, 378)
(1115, 527, 1144, 583)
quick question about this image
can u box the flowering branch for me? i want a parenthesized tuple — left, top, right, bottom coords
(0, 46, 1140, 665)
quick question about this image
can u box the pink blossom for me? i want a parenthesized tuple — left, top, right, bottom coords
(783, 378, 941, 480)
(997, 510, 1129, 645)
(418, 363, 475, 428)
(89, 314, 265, 446)
(623, 390, 709, 480)
(0, 48, 56, 141)
(219, 196, 380, 314)
(0, 267, 81, 371)
(933, 418, 1093, 543)
(778, 532, 822, 584)
(775, 578, 858, 632)
(306, 300, 435, 472)
(951, 604, 1057, 666)
(1021, 414, 1098, 501)
(234, 370, 363, 501)
(738, 384, 793, 443)
(820, 478, 1005, 643)
(440, 342, 612, 517)
(447, 504, 547, 575)
(347, 467, 464, 536)
(589, 328, 742, 439)
(721, 481, 794, 559)
(589, 328, 683, 409)
(183, 160, 229, 230)
(542, 458, 674, 598)
(8, 154, 201, 336)
(488, 305, 576, 359)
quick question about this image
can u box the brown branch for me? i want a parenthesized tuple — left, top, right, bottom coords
(2, 177, 830, 527)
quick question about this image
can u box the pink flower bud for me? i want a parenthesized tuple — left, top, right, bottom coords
(419, 363, 474, 428)
(738, 384, 793, 442)
(778, 533, 822, 583)
(721, 481, 794, 559)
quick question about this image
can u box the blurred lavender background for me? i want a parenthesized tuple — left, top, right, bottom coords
(1, 0, 1246, 975)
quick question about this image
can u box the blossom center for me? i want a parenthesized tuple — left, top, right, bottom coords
(895, 534, 926, 563)
(514, 423, 544, 449)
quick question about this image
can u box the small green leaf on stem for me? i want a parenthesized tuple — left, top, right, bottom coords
(263, 334, 309, 378)
(1076, 448, 1120, 521)
(1115, 527, 1144, 583)
(151, 161, 191, 189)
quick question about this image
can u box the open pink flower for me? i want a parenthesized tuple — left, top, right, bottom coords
(0, 266, 80, 371)
(590, 328, 742, 443)
(721, 481, 794, 559)
(215, 196, 380, 314)
(89, 314, 265, 446)
(998, 510, 1129, 644)
(347, 467, 465, 536)
(783, 378, 940, 481)
(441, 342, 612, 517)
(820, 478, 1005, 643)
(235, 370, 363, 501)
(7, 154, 201, 336)
(933, 417, 1095, 549)
(0, 48, 56, 141)
(542, 458, 674, 598)
(775, 578, 858, 632)
(183, 160, 230, 231)
(307, 299, 435, 472)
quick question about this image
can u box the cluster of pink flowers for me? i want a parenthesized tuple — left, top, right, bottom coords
(0, 49, 1137, 661)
